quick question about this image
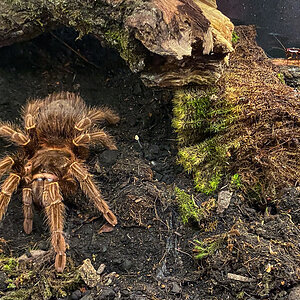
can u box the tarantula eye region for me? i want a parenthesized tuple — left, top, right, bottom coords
(32, 173, 58, 182)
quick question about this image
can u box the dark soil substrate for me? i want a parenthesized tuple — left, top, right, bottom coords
(0, 28, 299, 300)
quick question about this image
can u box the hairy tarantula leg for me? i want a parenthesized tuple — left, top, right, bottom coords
(25, 113, 36, 130)
(43, 182, 66, 272)
(0, 173, 21, 221)
(75, 108, 120, 131)
(69, 162, 117, 226)
(0, 124, 30, 145)
(0, 156, 14, 179)
(73, 131, 117, 150)
(22, 188, 33, 234)
(23, 99, 41, 130)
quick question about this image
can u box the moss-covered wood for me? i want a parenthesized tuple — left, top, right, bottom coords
(0, 0, 233, 87)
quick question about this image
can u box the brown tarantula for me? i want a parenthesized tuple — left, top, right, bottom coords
(0, 92, 119, 272)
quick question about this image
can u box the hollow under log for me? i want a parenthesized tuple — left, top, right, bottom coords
(0, 0, 234, 87)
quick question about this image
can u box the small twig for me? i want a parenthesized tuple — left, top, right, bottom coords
(49, 31, 100, 69)
(157, 250, 167, 266)
(175, 248, 194, 259)
(153, 197, 169, 230)
(72, 216, 100, 233)
(227, 273, 256, 283)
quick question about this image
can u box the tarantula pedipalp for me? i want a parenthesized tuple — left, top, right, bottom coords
(0, 92, 119, 272)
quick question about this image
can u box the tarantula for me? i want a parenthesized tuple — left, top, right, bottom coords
(0, 92, 119, 272)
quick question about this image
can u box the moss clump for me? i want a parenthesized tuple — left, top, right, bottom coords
(230, 173, 242, 189)
(193, 238, 223, 259)
(172, 88, 213, 144)
(277, 73, 285, 84)
(173, 88, 239, 146)
(2, 257, 18, 272)
(194, 168, 222, 194)
(0, 254, 82, 299)
(104, 29, 132, 62)
(173, 87, 241, 194)
(175, 187, 204, 224)
(0, 288, 31, 300)
(175, 187, 217, 224)
(177, 135, 240, 194)
(101, 26, 145, 72)
(173, 26, 300, 200)
(232, 31, 240, 44)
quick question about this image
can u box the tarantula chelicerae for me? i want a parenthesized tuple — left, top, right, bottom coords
(0, 92, 119, 272)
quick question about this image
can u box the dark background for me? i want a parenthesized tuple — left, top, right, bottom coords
(217, 0, 300, 58)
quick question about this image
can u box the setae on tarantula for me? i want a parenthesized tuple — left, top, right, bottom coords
(0, 92, 119, 272)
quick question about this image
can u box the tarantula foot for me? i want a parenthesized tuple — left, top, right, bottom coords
(109, 144, 118, 150)
(55, 252, 66, 272)
(104, 210, 118, 226)
(23, 219, 33, 234)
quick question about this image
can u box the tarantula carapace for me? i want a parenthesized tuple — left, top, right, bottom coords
(0, 92, 119, 272)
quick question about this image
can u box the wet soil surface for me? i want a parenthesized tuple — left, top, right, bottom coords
(0, 28, 299, 300)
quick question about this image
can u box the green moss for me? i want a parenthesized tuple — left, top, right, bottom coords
(0, 253, 81, 299)
(40, 276, 52, 299)
(173, 88, 234, 145)
(175, 187, 205, 224)
(0, 289, 31, 300)
(2, 258, 18, 272)
(230, 173, 242, 189)
(277, 73, 285, 84)
(6, 280, 16, 289)
(177, 135, 240, 194)
(232, 31, 240, 44)
(194, 168, 222, 194)
(172, 87, 241, 194)
(193, 239, 222, 259)
(104, 29, 131, 60)
(173, 89, 211, 129)
(103, 27, 145, 73)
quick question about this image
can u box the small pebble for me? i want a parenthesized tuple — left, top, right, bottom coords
(81, 294, 94, 300)
(98, 287, 116, 299)
(71, 289, 82, 300)
(97, 263, 106, 275)
(170, 282, 181, 294)
(121, 289, 130, 297)
(121, 259, 132, 271)
(99, 244, 108, 253)
(112, 258, 121, 265)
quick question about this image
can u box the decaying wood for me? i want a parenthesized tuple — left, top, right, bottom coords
(0, 0, 233, 87)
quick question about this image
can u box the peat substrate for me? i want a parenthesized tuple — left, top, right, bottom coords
(0, 27, 299, 300)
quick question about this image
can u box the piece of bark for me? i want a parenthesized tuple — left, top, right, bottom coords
(0, 0, 233, 87)
(79, 259, 101, 288)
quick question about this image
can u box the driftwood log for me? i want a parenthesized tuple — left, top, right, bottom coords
(0, 0, 233, 87)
